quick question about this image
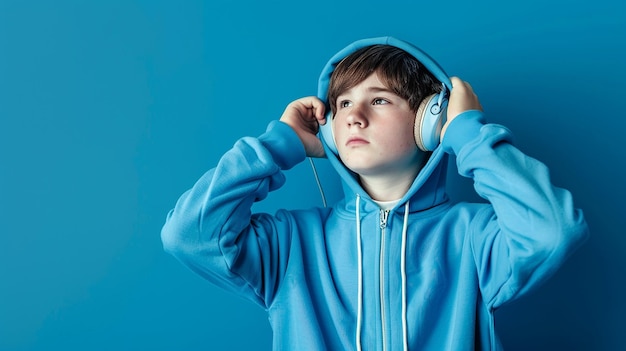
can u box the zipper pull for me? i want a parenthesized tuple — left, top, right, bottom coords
(380, 209, 389, 229)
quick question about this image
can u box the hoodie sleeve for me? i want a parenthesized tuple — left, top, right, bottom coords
(160, 120, 306, 308)
(441, 111, 589, 310)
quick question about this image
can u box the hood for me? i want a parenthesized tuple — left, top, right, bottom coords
(316, 36, 451, 212)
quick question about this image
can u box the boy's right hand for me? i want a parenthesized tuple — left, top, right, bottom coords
(440, 77, 483, 142)
(280, 96, 327, 158)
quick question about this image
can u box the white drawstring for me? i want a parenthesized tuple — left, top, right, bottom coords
(355, 195, 363, 351)
(401, 201, 410, 351)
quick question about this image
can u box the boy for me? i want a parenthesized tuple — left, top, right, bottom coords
(161, 37, 588, 350)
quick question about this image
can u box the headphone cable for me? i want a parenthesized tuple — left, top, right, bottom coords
(308, 157, 327, 208)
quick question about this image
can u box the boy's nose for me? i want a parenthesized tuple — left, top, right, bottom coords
(346, 107, 368, 128)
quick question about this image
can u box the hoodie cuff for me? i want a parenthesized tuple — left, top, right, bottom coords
(258, 120, 306, 170)
(441, 110, 486, 156)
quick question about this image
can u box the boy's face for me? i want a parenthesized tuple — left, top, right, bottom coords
(332, 72, 424, 179)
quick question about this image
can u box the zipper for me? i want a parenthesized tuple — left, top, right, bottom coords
(379, 209, 389, 351)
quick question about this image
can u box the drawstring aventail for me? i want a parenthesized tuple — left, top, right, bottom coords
(355, 195, 363, 351)
(401, 201, 410, 351)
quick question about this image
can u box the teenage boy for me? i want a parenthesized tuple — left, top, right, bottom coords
(161, 37, 588, 350)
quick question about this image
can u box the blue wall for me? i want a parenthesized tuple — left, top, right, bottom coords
(1, 0, 624, 350)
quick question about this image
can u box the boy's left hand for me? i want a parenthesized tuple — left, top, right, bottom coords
(440, 77, 483, 142)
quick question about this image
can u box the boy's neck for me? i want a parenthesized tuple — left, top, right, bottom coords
(358, 168, 419, 202)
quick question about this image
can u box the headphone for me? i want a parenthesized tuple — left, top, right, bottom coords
(317, 37, 452, 154)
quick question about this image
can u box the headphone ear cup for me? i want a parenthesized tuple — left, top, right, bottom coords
(319, 111, 338, 155)
(414, 93, 447, 152)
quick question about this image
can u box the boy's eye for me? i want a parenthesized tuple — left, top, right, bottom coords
(339, 100, 352, 108)
(373, 98, 389, 105)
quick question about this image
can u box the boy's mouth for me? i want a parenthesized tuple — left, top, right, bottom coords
(346, 136, 369, 146)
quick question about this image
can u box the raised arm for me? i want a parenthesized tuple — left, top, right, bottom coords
(441, 77, 589, 309)
(161, 96, 328, 307)
(161, 121, 306, 308)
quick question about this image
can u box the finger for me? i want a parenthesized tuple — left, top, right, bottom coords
(304, 97, 326, 119)
(315, 101, 327, 125)
(449, 76, 463, 87)
(449, 76, 471, 93)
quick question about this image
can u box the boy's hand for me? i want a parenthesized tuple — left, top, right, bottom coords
(280, 96, 327, 158)
(440, 77, 483, 141)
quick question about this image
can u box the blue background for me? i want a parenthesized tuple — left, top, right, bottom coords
(1, 0, 624, 350)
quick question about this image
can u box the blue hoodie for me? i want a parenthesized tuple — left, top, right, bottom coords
(161, 37, 589, 350)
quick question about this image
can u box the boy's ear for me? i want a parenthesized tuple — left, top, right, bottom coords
(414, 90, 448, 152)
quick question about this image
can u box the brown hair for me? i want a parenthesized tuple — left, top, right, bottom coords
(327, 45, 441, 115)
